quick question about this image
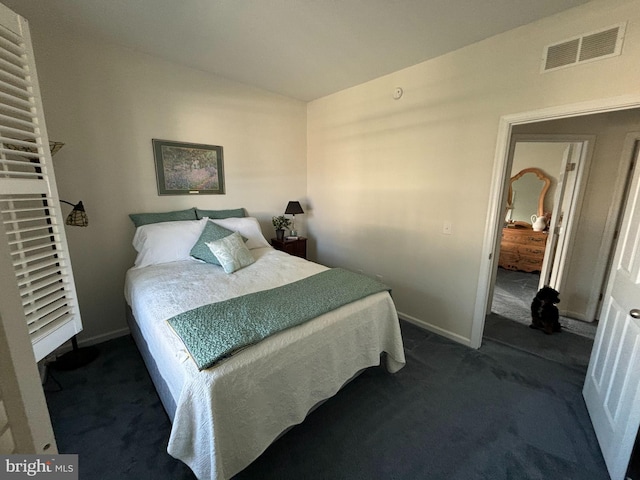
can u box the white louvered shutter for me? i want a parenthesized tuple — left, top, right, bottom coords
(0, 6, 82, 362)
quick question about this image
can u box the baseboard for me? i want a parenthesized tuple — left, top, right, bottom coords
(81, 327, 131, 347)
(560, 310, 592, 322)
(53, 327, 131, 355)
(397, 312, 472, 348)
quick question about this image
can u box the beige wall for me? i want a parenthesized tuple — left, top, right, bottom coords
(29, 28, 307, 344)
(307, 0, 640, 343)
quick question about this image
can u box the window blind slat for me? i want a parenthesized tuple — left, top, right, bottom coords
(0, 195, 52, 203)
(9, 232, 55, 246)
(27, 308, 73, 335)
(25, 297, 69, 327)
(0, 170, 44, 179)
(4, 214, 53, 225)
(22, 285, 66, 309)
(0, 23, 23, 51)
(19, 274, 67, 298)
(29, 311, 72, 342)
(0, 79, 29, 100)
(0, 156, 43, 168)
(0, 178, 49, 195)
(0, 113, 35, 130)
(0, 90, 32, 110)
(0, 103, 35, 120)
(0, 67, 29, 88)
(23, 290, 67, 317)
(0, 125, 36, 139)
(10, 241, 61, 257)
(0, 148, 42, 158)
(0, 55, 25, 77)
(4, 206, 51, 215)
(12, 249, 60, 268)
(6, 226, 53, 239)
(16, 264, 62, 287)
(2, 148, 43, 159)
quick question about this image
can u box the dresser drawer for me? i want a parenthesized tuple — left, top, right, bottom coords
(499, 228, 548, 272)
(519, 244, 546, 256)
(498, 251, 521, 271)
(518, 254, 544, 272)
(502, 229, 547, 245)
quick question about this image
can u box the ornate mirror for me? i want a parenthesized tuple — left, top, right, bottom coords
(506, 167, 551, 225)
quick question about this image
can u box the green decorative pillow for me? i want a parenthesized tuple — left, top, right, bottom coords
(206, 232, 255, 274)
(195, 208, 246, 220)
(129, 208, 197, 227)
(190, 221, 235, 265)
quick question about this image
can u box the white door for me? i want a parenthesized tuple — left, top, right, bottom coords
(539, 142, 588, 292)
(583, 143, 640, 480)
(538, 144, 573, 289)
(0, 1, 83, 361)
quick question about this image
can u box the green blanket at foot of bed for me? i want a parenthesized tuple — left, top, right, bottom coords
(167, 268, 390, 370)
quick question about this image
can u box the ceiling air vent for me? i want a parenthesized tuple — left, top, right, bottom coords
(542, 23, 626, 73)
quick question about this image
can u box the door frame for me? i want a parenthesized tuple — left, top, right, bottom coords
(539, 140, 591, 296)
(471, 94, 640, 349)
(484, 135, 592, 316)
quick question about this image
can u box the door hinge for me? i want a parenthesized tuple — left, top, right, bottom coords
(566, 162, 577, 172)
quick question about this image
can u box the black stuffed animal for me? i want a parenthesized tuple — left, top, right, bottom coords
(530, 286, 562, 335)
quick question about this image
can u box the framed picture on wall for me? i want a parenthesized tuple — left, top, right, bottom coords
(152, 139, 225, 195)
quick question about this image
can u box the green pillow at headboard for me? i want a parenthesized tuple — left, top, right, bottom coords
(195, 208, 246, 220)
(190, 220, 236, 265)
(129, 208, 198, 227)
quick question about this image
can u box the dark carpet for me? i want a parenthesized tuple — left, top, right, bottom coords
(483, 313, 594, 372)
(491, 268, 598, 339)
(487, 267, 596, 372)
(44, 321, 609, 480)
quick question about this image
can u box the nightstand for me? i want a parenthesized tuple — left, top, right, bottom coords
(271, 237, 307, 259)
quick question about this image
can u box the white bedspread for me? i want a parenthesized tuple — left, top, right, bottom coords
(124, 247, 405, 480)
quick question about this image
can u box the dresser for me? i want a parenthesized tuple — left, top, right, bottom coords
(499, 228, 547, 273)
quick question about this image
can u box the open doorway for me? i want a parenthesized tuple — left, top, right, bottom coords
(489, 137, 598, 338)
(478, 108, 640, 368)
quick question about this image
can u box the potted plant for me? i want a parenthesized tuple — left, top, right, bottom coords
(272, 215, 291, 241)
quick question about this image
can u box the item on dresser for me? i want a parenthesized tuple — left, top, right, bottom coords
(531, 214, 547, 232)
(499, 227, 548, 272)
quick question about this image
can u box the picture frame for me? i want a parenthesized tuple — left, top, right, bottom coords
(152, 139, 225, 195)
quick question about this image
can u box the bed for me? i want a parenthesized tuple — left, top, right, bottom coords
(124, 211, 406, 479)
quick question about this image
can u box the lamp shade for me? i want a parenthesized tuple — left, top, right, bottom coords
(61, 200, 89, 227)
(285, 201, 304, 215)
(5, 139, 64, 155)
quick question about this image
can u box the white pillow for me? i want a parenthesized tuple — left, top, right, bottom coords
(209, 217, 270, 249)
(132, 218, 207, 268)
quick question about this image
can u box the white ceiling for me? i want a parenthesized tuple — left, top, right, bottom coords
(5, 0, 593, 101)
